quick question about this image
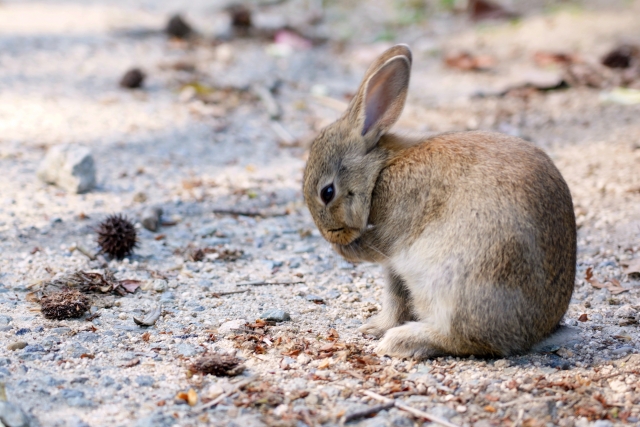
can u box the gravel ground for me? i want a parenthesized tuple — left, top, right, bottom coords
(1, 1, 640, 426)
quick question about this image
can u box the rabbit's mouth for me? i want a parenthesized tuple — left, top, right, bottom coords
(325, 227, 360, 245)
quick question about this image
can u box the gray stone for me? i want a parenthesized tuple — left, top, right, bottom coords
(305, 294, 324, 303)
(0, 358, 11, 366)
(76, 332, 99, 342)
(135, 375, 155, 387)
(175, 343, 201, 357)
(0, 315, 12, 325)
(135, 413, 176, 427)
(429, 405, 458, 420)
(0, 401, 30, 427)
(50, 327, 71, 335)
(218, 319, 247, 335)
(141, 207, 163, 232)
(37, 144, 96, 193)
(259, 309, 291, 322)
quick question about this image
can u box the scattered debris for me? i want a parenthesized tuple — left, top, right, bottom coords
(176, 389, 198, 406)
(585, 267, 629, 294)
(186, 246, 244, 262)
(140, 207, 163, 232)
(40, 289, 90, 320)
(236, 280, 305, 287)
(444, 52, 495, 71)
(165, 14, 192, 39)
(196, 376, 257, 412)
(133, 304, 162, 327)
(212, 208, 288, 217)
(189, 354, 245, 377)
(37, 144, 96, 194)
(362, 390, 460, 427)
(119, 68, 145, 89)
(96, 214, 139, 259)
(252, 84, 282, 120)
(42, 270, 141, 296)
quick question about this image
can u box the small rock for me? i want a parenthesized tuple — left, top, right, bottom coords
(0, 401, 30, 427)
(218, 319, 247, 335)
(165, 14, 192, 39)
(176, 343, 202, 357)
(429, 405, 458, 420)
(135, 375, 155, 387)
(15, 329, 30, 336)
(37, 145, 96, 193)
(119, 68, 145, 89)
(305, 294, 324, 304)
(141, 207, 163, 231)
(592, 421, 613, 427)
(0, 358, 11, 366)
(0, 315, 12, 325)
(152, 280, 167, 292)
(7, 341, 27, 351)
(259, 309, 291, 322)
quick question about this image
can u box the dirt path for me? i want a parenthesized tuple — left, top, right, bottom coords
(0, 1, 639, 426)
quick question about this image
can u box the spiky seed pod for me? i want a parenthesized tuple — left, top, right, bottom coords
(188, 354, 244, 377)
(96, 214, 138, 260)
(41, 289, 90, 320)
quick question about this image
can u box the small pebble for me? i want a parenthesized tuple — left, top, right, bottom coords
(37, 145, 96, 194)
(119, 68, 145, 89)
(7, 341, 27, 351)
(165, 14, 192, 38)
(0, 400, 30, 427)
(259, 309, 291, 322)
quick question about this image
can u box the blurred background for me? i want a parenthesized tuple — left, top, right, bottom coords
(0, 0, 639, 261)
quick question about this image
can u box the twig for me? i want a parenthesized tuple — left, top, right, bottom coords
(196, 375, 257, 411)
(361, 390, 460, 427)
(236, 280, 305, 287)
(498, 395, 558, 408)
(340, 402, 394, 425)
(253, 84, 282, 120)
(76, 245, 97, 261)
(212, 209, 287, 218)
(211, 289, 250, 297)
(270, 121, 297, 146)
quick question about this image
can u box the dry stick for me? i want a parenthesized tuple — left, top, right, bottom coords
(340, 402, 395, 425)
(236, 280, 305, 287)
(76, 245, 97, 261)
(196, 375, 257, 412)
(362, 390, 460, 427)
(211, 289, 250, 297)
(212, 209, 287, 218)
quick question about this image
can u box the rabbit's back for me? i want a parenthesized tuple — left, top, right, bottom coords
(370, 131, 576, 355)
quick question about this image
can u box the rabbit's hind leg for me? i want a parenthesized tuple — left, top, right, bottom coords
(359, 269, 413, 338)
(374, 321, 452, 359)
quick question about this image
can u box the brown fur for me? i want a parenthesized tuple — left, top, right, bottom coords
(303, 45, 576, 358)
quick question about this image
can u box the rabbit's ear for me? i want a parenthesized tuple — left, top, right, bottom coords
(347, 45, 412, 145)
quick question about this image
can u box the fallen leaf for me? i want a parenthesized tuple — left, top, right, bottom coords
(468, 0, 517, 21)
(484, 405, 497, 413)
(444, 52, 495, 71)
(622, 259, 640, 276)
(534, 51, 578, 67)
(119, 280, 142, 293)
(578, 313, 588, 322)
(585, 267, 629, 294)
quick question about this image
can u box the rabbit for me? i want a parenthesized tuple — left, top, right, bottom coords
(302, 44, 577, 359)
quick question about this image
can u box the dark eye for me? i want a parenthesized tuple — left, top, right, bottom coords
(320, 184, 335, 205)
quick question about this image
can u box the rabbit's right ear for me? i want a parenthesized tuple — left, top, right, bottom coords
(347, 45, 412, 148)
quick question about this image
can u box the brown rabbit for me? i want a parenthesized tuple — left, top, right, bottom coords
(303, 44, 576, 358)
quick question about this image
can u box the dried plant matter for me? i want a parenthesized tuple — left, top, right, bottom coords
(189, 354, 244, 377)
(41, 289, 90, 320)
(96, 214, 139, 260)
(43, 270, 141, 296)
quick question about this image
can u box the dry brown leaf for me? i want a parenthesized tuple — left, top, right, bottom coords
(578, 313, 588, 322)
(585, 267, 629, 294)
(622, 258, 640, 276)
(444, 52, 495, 71)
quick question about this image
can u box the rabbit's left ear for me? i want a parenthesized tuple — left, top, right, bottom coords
(345, 45, 412, 147)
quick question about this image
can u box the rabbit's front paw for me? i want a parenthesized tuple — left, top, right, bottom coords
(358, 313, 401, 338)
(375, 323, 441, 359)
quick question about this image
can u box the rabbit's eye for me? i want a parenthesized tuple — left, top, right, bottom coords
(320, 184, 335, 205)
